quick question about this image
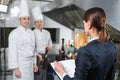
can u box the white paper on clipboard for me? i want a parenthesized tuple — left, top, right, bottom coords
(50, 59, 75, 79)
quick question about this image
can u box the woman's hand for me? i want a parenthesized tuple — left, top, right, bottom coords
(54, 61, 66, 76)
(14, 68, 21, 78)
(34, 64, 38, 72)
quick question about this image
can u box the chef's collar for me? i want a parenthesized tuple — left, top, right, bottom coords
(19, 26, 28, 31)
(36, 28, 42, 32)
(88, 37, 99, 43)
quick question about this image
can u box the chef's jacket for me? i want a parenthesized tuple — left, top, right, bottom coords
(33, 28, 52, 54)
(8, 26, 35, 80)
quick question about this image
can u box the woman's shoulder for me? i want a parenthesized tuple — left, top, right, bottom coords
(77, 46, 90, 55)
(104, 41, 116, 50)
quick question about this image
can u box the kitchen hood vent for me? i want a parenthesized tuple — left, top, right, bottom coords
(43, 4, 85, 30)
(42, 0, 85, 29)
(105, 24, 120, 43)
(32, 0, 54, 2)
(42, 0, 74, 12)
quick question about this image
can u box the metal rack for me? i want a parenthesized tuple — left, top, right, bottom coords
(0, 19, 7, 80)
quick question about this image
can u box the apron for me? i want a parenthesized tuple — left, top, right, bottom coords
(13, 58, 34, 80)
(34, 55, 47, 80)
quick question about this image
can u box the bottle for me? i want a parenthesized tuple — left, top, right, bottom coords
(61, 38, 66, 60)
(61, 38, 65, 52)
(114, 70, 119, 80)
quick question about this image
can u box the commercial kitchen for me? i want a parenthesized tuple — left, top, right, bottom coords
(0, 0, 120, 80)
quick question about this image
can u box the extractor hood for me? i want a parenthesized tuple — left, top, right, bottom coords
(42, 0, 74, 12)
(42, 0, 85, 30)
(105, 24, 120, 43)
(43, 5, 85, 30)
(32, 0, 54, 2)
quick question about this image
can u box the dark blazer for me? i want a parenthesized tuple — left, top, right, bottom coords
(63, 40, 116, 80)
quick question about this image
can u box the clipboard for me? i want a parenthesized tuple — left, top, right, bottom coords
(50, 59, 75, 79)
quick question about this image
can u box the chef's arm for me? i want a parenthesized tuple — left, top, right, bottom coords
(8, 33, 19, 70)
(34, 51, 37, 64)
(33, 51, 38, 72)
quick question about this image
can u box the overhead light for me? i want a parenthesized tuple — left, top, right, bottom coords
(0, 4, 8, 13)
(10, 6, 20, 17)
(0, 0, 11, 13)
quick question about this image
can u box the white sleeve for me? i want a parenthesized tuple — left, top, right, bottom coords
(8, 32, 18, 70)
(34, 51, 37, 64)
(32, 31, 37, 64)
(48, 32, 53, 48)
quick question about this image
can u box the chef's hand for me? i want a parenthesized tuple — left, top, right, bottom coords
(14, 68, 21, 78)
(37, 54, 43, 61)
(46, 45, 51, 51)
(34, 64, 38, 72)
(54, 61, 66, 76)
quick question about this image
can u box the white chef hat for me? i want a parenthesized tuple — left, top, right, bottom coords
(18, 0, 29, 18)
(31, 6, 43, 21)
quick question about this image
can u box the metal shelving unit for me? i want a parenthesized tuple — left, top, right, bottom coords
(0, 19, 7, 80)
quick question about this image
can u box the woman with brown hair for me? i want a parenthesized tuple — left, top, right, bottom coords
(54, 7, 117, 80)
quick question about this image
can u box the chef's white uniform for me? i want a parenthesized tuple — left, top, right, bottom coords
(8, 26, 35, 80)
(33, 28, 52, 54)
(33, 28, 52, 80)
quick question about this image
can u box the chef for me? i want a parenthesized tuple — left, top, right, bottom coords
(31, 6, 52, 80)
(8, 0, 38, 80)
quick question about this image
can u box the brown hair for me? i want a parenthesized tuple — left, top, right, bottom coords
(83, 7, 110, 43)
